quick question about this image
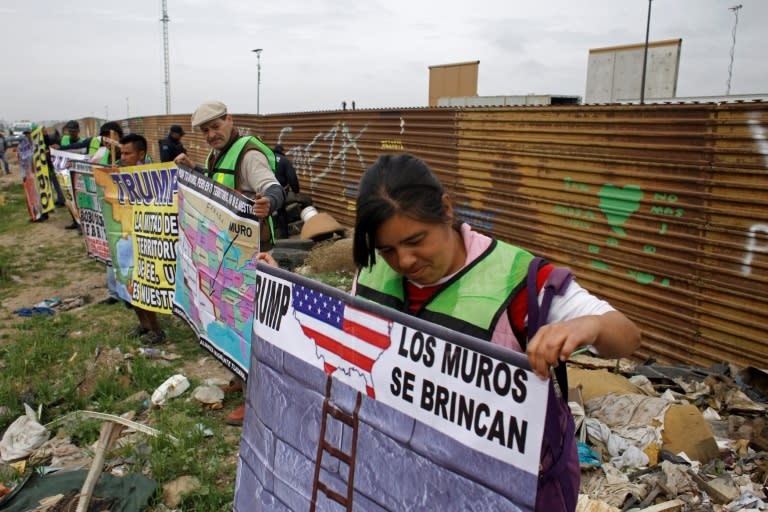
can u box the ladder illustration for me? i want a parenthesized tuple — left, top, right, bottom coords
(310, 376, 363, 511)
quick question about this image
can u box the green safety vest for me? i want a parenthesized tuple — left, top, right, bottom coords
(61, 135, 80, 146)
(356, 239, 535, 341)
(88, 137, 102, 156)
(205, 136, 277, 244)
(100, 150, 112, 165)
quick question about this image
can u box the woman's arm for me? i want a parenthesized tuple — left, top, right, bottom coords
(526, 311, 640, 379)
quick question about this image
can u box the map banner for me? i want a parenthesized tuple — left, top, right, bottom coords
(94, 163, 179, 313)
(72, 164, 111, 264)
(173, 165, 261, 381)
(51, 149, 90, 222)
(235, 264, 548, 511)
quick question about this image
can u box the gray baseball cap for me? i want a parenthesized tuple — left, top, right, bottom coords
(191, 101, 228, 128)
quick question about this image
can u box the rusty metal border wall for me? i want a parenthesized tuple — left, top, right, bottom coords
(111, 103, 767, 368)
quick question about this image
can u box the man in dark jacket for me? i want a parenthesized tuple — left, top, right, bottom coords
(273, 144, 299, 238)
(159, 124, 186, 162)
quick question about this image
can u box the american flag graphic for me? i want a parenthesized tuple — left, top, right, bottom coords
(293, 284, 392, 398)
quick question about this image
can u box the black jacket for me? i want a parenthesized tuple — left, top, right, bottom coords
(159, 135, 186, 162)
(275, 153, 299, 193)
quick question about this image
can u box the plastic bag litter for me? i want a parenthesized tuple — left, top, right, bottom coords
(0, 404, 50, 462)
(151, 374, 190, 406)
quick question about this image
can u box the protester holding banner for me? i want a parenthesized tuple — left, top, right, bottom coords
(108, 133, 166, 344)
(174, 100, 284, 426)
(174, 101, 284, 251)
(60, 120, 83, 147)
(351, 153, 641, 512)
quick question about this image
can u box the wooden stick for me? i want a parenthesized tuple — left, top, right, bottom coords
(637, 499, 684, 512)
(75, 421, 125, 512)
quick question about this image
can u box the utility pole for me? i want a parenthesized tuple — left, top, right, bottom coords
(640, 0, 653, 105)
(726, 4, 743, 95)
(252, 49, 263, 115)
(161, 0, 171, 114)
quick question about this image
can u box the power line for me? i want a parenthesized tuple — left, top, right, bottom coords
(726, 4, 742, 96)
(161, 0, 171, 114)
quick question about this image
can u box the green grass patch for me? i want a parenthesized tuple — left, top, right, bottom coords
(0, 248, 13, 286)
(0, 183, 31, 235)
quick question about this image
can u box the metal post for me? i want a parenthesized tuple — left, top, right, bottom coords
(726, 4, 743, 95)
(640, 0, 653, 105)
(252, 48, 263, 115)
(161, 0, 171, 114)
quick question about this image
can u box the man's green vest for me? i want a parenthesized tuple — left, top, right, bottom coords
(61, 135, 79, 146)
(99, 150, 112, 165)
(356, 239, 535, 341)
(88, 137, 102, 156)
(205, 136, 276, 187)
(205, 136, 278, 244)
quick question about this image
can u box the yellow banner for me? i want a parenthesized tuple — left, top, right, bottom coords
(30, 127, 55, 214)
(94, 162, 179, 314)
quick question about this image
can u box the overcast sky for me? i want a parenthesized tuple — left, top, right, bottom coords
(2, 0, 766, 123)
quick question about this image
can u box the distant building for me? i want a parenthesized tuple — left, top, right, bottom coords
(585, 39, 682, 104)
(437, 94, 581, 107)
(428, 61, 480, 107)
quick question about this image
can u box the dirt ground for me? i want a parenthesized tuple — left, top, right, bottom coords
(0, 169, 107, 319)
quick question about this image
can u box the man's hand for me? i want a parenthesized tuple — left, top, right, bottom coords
(256, 252, 278, 267)
(253, 193, 271, 218)
(174, 153, 194, 168)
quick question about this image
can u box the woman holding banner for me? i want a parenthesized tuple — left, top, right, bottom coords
(349, 153, 641, 512)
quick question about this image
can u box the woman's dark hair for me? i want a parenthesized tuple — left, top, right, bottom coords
(353, 153, 449, 268)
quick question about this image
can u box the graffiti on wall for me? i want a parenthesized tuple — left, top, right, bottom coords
(742, 224, 768, 276)
(555, 177, 680, 287)
(748, 113, 768, 168)
(278, 122, 368, 203)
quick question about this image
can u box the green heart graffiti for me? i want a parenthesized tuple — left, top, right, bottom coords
(597, 184, 643, 236)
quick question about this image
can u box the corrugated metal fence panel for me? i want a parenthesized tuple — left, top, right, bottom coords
(696, 103, 768, 365)
(453, 105, 759, 368)
(106, 104, 767, 368)
(251, 109, 458, 229)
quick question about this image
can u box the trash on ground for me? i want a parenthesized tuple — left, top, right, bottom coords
(151, 374, 190, 406)
(0, 404, 50, 462)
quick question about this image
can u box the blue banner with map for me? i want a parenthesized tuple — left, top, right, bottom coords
(173, 165, 261, 381)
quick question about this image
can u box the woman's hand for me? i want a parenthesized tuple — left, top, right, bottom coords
(526, 312, 640, 379)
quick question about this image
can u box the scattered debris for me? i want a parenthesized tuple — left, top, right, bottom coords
(574, 360, 768, 511)
(76, 347, 129, 398)
(150, 374, 190, 407)
(0, 404, 49, 462)
(162, 475, 201, 508)
(190, 385, 225, 408)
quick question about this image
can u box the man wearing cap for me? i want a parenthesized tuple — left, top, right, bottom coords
(60, 120, 82, 146)
(174, 100, 284, 252)
(174, 100, 284, 427)
(159, 124, 187, 162)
